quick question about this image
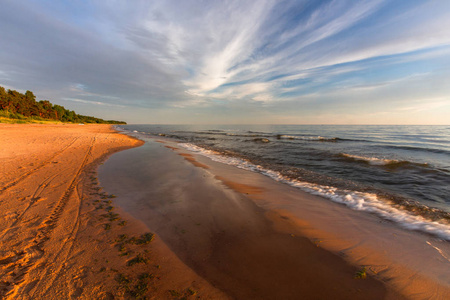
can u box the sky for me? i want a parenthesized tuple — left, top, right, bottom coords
(1, 0, 450, 125)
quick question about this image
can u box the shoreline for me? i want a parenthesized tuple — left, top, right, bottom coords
(1, 124, 448, 299)
(0, 124, 227, 299)
(183, 139, 450, 297)
(100, 134, 431, 299)
(176, 137, 450, 298)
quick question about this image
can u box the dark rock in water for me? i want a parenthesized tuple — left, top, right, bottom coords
(158, 133, 166, 136)
(254, 138, 270, 143)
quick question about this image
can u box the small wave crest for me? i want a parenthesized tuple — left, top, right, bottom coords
(340, 153, 399, 166)
(277, 135, 340, 142)
(339, 153, 429, 168)
(227, 133, 270, 138)
(179, 143, 450, 241)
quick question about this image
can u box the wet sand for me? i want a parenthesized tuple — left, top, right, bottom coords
(100, 136, 436, 299)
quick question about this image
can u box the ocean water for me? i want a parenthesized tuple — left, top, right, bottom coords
(117, 124, 450, 240)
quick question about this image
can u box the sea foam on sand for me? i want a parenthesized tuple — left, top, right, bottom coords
(180, 143, 450, 241)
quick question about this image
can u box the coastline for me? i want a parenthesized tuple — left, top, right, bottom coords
(100, 134, 446, 299)
(0, 124, 227, 299)
(179, 138, 450, 299)
(2, 124, 448, 299)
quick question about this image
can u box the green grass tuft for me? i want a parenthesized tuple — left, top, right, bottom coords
(187, 288, 197, 296)
(354, 267, 367, 279)
(169, 290, 181, 297)
(127, 254, 149, 266)
(115, 273, 131, 285)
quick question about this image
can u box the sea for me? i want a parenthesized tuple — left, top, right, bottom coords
(116, 124, 450, 240)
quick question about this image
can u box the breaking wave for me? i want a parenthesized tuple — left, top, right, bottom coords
(179, 143, 450, 241)
(338, 153, 430, 168)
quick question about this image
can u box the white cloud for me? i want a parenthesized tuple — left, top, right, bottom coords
(396, 98, 450, 113)
(1, 0, 450, 124)
(61, 98, 126, 108)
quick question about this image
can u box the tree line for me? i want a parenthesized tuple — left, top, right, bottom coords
(0, 85, 126, 124)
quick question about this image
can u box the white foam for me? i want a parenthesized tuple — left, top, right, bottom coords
(426, 241, 450, 262)
(341, 153, 398, 165)
(280, 135, 330, 141)
(179, 143, 450, 241)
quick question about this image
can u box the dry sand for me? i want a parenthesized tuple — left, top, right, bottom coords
(0, 124, 227, 299)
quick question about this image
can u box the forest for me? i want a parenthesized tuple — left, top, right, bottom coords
(0, 85, 126, 124)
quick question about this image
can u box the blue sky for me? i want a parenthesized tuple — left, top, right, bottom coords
(1, 0, 450, 124)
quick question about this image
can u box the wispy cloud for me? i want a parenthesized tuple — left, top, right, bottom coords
(0, 0, 449, 124)
(61, 98, 126, 108)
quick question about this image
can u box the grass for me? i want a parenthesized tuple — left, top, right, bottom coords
(117, 234, 129, 243)
(136, 233, 155, 245)
(104, 223, 111, 230)
(127, 254, 148, 266)
(139, 273, 154, 281)
(169, 290, 181, 297)
(116, 273, 131, 285)
(123, 233, 155, 246)
(102, 212, 120, 221)
(0, 115, 62, 124)
(128, 273, 155, 299)
(187, 288, 197, 296)
(115, 272, 155, 299)
(117, 243, 130, 256)
(354, 267, 367, 279)
(167, 287, 198, 299)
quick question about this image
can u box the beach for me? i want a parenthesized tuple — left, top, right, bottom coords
(1, 124, 449, 299)
(99, 131, 450, 299)
(0, 124, 227, 299)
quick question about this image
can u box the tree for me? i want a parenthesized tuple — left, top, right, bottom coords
(0, 84, 126, 124)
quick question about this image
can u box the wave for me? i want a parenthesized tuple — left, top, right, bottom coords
(226, 133, 271, 138)
(340, 153, 399, 165)
(194, 131, 343, 141)
(179, 143, 450, 241)
(276, 135, 342, 142)
(338, 153, 429, 168)
(386, 145, 450, 156)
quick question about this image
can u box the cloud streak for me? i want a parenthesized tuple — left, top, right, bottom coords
(0, 0, 449, 124)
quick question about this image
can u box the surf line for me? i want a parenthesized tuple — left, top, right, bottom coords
(426, 241, 450, 263)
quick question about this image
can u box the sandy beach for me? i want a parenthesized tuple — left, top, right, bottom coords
(0, 124, 227, 299)
(1, 125, 449, 299)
